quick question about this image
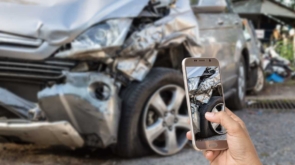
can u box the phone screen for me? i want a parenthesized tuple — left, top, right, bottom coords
(185, 66, 226, 141)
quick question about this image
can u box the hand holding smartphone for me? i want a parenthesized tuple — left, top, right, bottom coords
(182, 58, 228, 151)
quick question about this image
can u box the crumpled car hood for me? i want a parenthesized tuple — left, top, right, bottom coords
(0, 0, 148, 45)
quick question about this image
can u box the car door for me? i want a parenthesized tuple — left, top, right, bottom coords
(219, 0, 243, 89)
(192, 0, 238, 92)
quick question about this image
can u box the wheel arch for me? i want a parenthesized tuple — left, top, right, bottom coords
(153, 44, 190, 70)
(114, 67, 189, 157)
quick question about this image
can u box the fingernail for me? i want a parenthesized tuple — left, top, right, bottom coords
(205, 112, 214, 117)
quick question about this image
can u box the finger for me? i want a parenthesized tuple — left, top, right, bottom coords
(186, 131, 192, 140)
(205, 111, 244, 136)
(203, 150, 221, 162)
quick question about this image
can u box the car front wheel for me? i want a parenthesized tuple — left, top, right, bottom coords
(114, 68, 190, 158)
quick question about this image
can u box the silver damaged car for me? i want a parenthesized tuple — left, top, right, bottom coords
(0, 0, 255, 157)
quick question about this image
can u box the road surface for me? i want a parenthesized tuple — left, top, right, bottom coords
(1, 109, 295, 165)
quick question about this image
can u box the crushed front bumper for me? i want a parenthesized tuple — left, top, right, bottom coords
(0, 120, 84, 148)
(38, 72, 120, 148)
(0, 72, 120, 149)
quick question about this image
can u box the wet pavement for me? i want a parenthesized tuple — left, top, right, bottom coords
(1, 108, 295, 165)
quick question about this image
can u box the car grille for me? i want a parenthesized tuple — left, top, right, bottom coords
(0, 59, 76, 80)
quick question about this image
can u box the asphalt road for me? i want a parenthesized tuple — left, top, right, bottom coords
(1, 109, 295, 165)
(118, 110, 295, 165)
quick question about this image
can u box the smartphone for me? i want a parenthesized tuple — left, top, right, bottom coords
(182, 57, 228, 150)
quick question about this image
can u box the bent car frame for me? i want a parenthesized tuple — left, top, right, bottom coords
(0, 0, 259, 158)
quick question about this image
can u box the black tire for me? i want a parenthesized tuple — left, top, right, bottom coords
(226, 57, 246, 110)
(199, 96, 224, 138)
(113, 67, 186, 158)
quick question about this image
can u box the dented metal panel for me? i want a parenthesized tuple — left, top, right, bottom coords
(191, 68, 220, 104)
(0, 0, 149, 45)
(117, 0, 201, 80)
(194, 67, 221, 95)
(120, 12, 200, 57)
(189, 67, 221, 104)
(38, 72, 120, 147)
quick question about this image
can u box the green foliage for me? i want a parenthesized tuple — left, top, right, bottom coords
(275, 41, 294, 63)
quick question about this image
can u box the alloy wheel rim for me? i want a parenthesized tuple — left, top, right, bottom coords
(143, 84, 190, 156)
(210, 103, 226, 134)
(238, 64, 245, 100)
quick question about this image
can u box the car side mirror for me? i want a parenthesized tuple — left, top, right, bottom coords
(192, 0, 227, 13)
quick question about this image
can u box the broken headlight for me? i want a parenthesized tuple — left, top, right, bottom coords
(56, 19, 132, 58)
(75, 19, 132, 48)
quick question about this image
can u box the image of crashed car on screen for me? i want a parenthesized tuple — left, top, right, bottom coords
(186, 66, 226, 141)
